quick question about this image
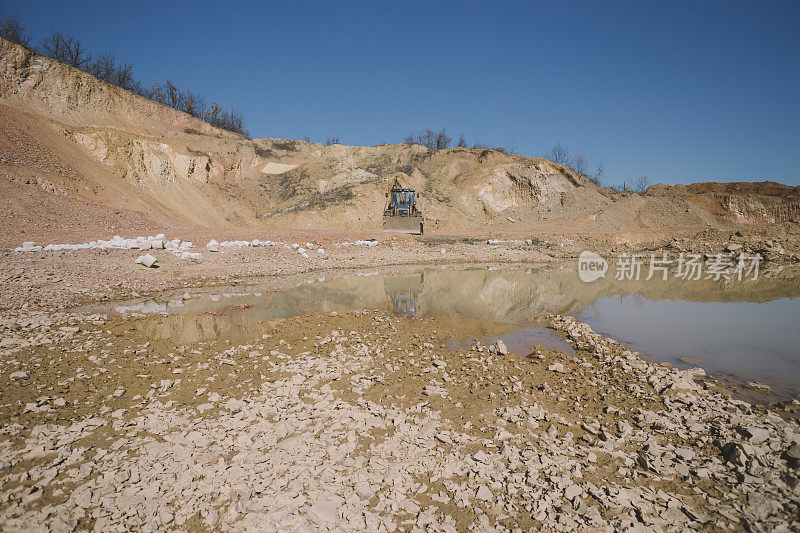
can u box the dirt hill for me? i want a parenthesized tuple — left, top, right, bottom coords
(1, 37, 798, 246)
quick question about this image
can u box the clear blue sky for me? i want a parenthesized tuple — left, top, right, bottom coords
(4, 0, 799, 186)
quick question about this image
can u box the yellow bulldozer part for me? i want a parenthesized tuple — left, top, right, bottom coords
(383, 215, 423, 234)
(383, 177, 423, 234)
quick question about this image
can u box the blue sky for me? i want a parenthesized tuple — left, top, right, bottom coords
(4, 0, 799, 186)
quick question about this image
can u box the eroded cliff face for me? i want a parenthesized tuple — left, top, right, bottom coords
(0, 38, 216, 134)
(1, 36, 605, 233)
(73, 131, 228, 187)
(4, 36, 795, 238)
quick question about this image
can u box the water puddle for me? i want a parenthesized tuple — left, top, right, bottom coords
(94, 262, 800, 399)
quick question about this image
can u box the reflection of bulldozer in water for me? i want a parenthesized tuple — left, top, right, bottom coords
(383, 177, 423, 234)
(384, 273, 423, 317)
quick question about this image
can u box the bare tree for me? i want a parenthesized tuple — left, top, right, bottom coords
(40, 31, 92, 69)
(404, 129, 451, 152)
(472, 142, 490, 149)
(183, 90, 201, 117)
(163, 80, 180, 110)
(88, 52, 115, 81)
(113, 61, 136, 90)
(571, 152, 588, 175)
(419, 130, 435, 149)
(204, 101, 222, 127)
(434, 129, 451, 150)
(456, 134, 468, 148)
(547, 143, 570, 164)
(589, 160, 605, 187)
(324, 136, 340, 146)
(634, 176, 649, 193)
(0, 8, 31, 47)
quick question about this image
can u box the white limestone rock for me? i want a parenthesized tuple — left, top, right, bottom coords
(475, 485, 493, 501)
(136, 254, 158, 268)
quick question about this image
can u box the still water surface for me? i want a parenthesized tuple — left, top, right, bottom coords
(105, 263, 800, 399)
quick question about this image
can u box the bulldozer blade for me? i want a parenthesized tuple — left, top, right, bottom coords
(383, 216, 423, 234)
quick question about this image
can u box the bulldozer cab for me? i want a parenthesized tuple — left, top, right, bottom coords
(383, 178, 423, 234)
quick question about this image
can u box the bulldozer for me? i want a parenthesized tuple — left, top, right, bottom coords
(383, 177, 423, 234)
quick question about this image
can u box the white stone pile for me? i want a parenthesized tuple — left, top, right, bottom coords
(291, 242, 325, 258)
(204, 239, 324, 258)
(211, 239, 283, 250)
(486, 239, 523, 244)
(15, 235, 167, 252)
(14, 235, 202, 261)
(337, 240, 379, 247)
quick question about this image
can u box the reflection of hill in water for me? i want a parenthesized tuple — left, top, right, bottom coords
(116, 264, 800, 338)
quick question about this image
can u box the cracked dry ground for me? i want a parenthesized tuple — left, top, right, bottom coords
(1, 309, 799, 532)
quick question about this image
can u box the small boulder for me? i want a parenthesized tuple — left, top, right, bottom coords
(745, 427, 769, 445)
(308, 500, 338, 523)
(475, 485, 493, 501)
(787, 444, 800, 460)
(10, 371, 29, 380)
(206, 240, 220, 252)
(494, 340, 508, 355)
(136, 254, 158, 268)
(785, 444, 800, 467)
(564, 484, 583, 501)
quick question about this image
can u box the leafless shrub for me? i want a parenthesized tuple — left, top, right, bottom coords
(456, 134, 468, 148)
(0, 8, 31, 47)
(589, 161, 605, 187)
(88, 53, 140, 92)
(571, 152, 588, 175)
(634, 176, 649, 193)
(324, 136, 340, 146)
(40, 31, 92, 69)
(547, 143, 570, 164)
(434, 129, 451, 150)
(87, 52, 116, 82)
(403, 129, 452, 152)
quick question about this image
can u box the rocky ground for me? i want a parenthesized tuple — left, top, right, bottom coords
(1, 229, 799, 531)
(1, 297, 799, 531)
